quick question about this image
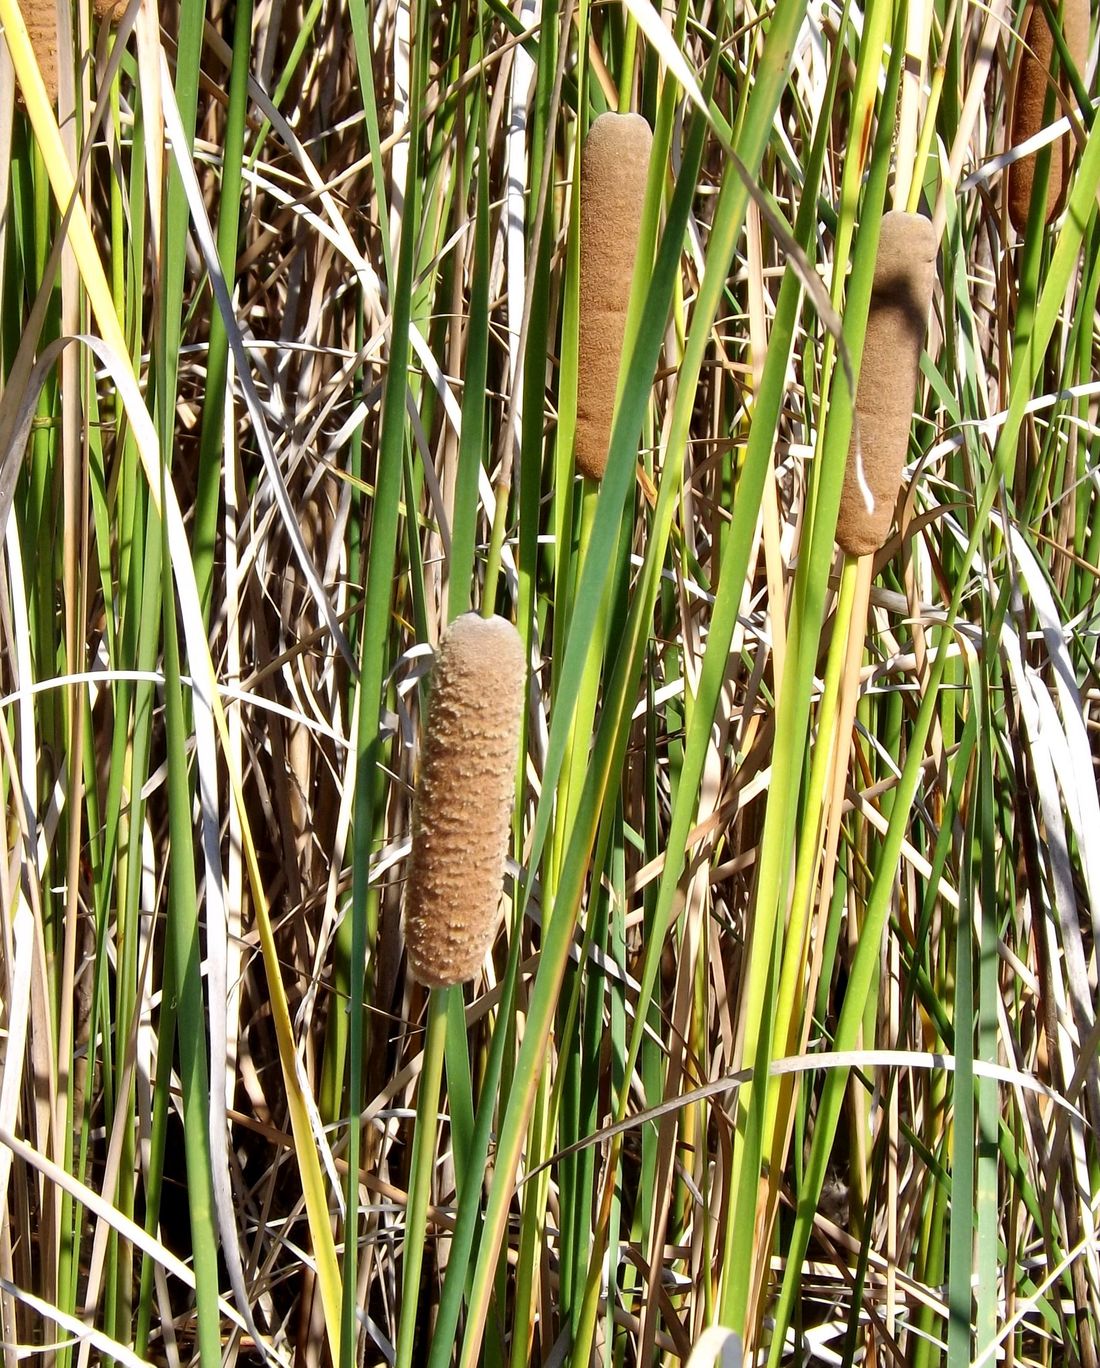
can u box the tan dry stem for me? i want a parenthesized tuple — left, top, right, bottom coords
(1007, 0, 1090, 231)
(835, 211, 937, 559)
(575, 111, 653, 481)
(404, 613, 526, 988)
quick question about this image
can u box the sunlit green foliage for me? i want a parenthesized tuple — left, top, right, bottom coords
(0, 0, 1097, 1361)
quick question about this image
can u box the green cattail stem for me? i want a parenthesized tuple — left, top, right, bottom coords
(835, 211, 937, 558)
(394, 988, 449, 1368)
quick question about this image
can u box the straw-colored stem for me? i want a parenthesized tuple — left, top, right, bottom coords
(482, 477, 510, 618)
(894, 0, 931, 210)
(910, 0, 960, 216)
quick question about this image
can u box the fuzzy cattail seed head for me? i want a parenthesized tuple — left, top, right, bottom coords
(94, 0, 131, 21)
(1007, 0, 1090, 231)
(835, 211, 937, 559)
(575, 111, 654, 481)
(20, 0, 59, 105)
(403, 613, 526, 988)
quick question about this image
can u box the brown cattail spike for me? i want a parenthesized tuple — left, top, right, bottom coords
(94, 0, 131, 21)
(403, 613, 526, 988)
(19, 0, 59, 105)
(835, 211, 937, 559)
(575, 111, 653, 481)
(1007, 0, 1090, 231)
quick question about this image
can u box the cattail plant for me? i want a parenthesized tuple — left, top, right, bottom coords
(1007, 0, 1090, 230)
(575, 111, 653, 480)
(403, 612, 526, 988)
(21, 0, 58, 104)
(835, 210, 938, 558)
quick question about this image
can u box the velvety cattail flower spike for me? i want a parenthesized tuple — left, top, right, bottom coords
(835, 210, 938, 558)
(1007, 0, 1091, 230)
(94, 0, 131, 21)
(575, 111, 654, 481)
(20, 0, 59, 104)
(403, 612, 526, 988)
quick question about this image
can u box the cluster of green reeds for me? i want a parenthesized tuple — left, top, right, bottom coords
(0, 0, 1097, 1362)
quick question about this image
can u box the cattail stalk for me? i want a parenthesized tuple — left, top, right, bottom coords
(575, 111, 653, 481)
(1007, 0, 1090, 230)
(835, 211, 938, 558)
(404, 612, 525, 988)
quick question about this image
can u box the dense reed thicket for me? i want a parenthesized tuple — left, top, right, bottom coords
(0, 0, 1097, 1362)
